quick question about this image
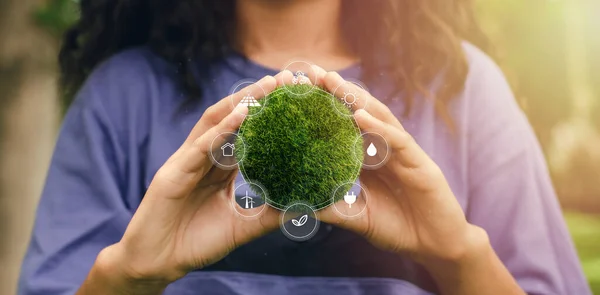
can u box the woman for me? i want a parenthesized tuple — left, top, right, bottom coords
(18, 0, 591, 294)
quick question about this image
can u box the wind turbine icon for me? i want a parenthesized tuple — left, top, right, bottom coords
(241, 191, 255, 209)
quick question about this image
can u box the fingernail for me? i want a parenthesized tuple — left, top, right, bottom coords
(354, 109, 370, 117)
(234, 103, 248, 114)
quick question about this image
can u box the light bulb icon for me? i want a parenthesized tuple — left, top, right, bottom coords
(344, 191, 357, 208)
(367, 143, 377, 156)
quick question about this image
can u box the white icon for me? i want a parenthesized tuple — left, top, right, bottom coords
(221, 142, 235, 157)
(291, 214, 308, 227)
(367, 143, 377, 156)
(344, 191, 357, 208)
(239, 92, 260, 107)
(342, 89, 359, 107)
(240, 191, 255, 209)
(292, 71, 310, 85)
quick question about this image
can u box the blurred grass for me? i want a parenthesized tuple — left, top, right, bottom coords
(565, 211, 600, 294)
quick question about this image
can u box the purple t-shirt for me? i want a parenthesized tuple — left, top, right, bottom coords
(18, 44, 591, 295)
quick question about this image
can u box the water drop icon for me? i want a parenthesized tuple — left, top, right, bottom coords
(367, 143, 377, 156)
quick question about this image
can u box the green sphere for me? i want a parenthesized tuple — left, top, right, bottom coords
(236, 84, 363, 210)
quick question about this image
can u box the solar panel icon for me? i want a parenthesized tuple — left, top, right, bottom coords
(239, 92, 260, 107)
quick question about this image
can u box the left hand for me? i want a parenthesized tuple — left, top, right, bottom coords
(312, 66, 487, 266)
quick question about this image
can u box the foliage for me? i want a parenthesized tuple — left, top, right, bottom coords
(565, 212, 600, 294)
(237, 85, 362, 210)
(34, 0, 79, 36)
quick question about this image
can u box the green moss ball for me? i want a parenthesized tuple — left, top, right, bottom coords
(236, 84, 363, 210)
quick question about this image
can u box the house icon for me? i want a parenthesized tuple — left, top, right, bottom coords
(221, 142, 235, 157)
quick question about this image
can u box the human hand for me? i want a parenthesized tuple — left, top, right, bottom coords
(313, 66, 487, 267)
(100, 74, 286, 288)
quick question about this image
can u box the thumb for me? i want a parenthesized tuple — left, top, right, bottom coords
(318, 193, 370, 235)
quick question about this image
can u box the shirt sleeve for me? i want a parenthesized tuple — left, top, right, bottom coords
(17, 66, 135, 295)
(463, 44, 592, 295)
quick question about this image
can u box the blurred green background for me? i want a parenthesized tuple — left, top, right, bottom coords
(0, 0, 598, 294)
(476, 2, 600, 291)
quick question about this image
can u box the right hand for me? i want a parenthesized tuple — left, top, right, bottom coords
(102, 74, 283, 287)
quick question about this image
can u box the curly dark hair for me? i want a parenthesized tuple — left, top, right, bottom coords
(59, 0, 490, 127)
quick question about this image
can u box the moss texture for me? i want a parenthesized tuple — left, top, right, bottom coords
(236, 84, 363, 210)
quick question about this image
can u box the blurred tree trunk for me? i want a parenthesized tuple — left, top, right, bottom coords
(0, 0, 59, 293)
(548, 0, 600, 212)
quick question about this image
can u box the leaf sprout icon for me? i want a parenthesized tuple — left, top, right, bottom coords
(291, 214, 308, 227)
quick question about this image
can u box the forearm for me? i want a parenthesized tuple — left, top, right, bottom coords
(422, 226, 525, 295)
(76, 245, 169, 295)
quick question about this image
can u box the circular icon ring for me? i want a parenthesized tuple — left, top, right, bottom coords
(331, 182, 368, 219)
(229, 79, 268, 117)
(280, 60, 318, 97)
(210, 132, 245, 170)
(232, 181, 268, 219)
(331, 79, 370, 117)
(280, 202, 320, 242)
(353, 132, 390, 170)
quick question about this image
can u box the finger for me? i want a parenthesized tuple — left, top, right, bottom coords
(276, 70, 296, 87)
(311, 64, 328, 87)
(143, 107, 247, 204)
(318, 200, 370, 236)
(200, 165, 238, 187)
(354, 109, 428, 169)
(232, 205, 282, 248)
(165, 104, 248, 191)
(257, 206, 281, 232)
(184, 75, 277, 146)
(320, 71, 404, 130)
(318, 179, 370, 234)
(357, 109, 448, 195)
